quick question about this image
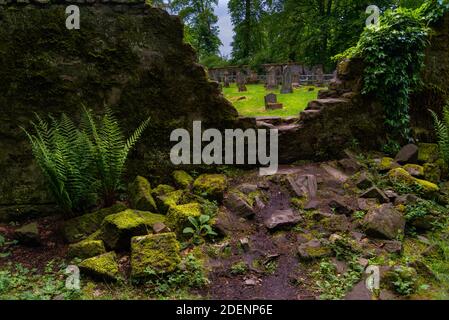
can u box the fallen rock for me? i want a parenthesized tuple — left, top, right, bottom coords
(297, 239, 332, 260)
(224, 191, 254, 218)
(360, 187, 390, 204)
(128, 176, 157, 212)
(423, 163, 441, 183)
(237, 183, 259, 194)
(151, 184, 176, 198)
(193, 174, 227, 201)
(79, 252, 120, 281)
(328, 199, 353, 216)
(100, 209, 166, 250)
(357, 198, 378, 211)
(394, 194, 419, 206)
(63, 204, 127, 243)
(304, 199, 320, 210)
(68, 239, 106, 259)
(14, 222, 40, 246)
(172, 170, 194, 189)
(286, 174, 317, 199)
(395, 144, 418, 164)
(130, 232, 181, 278)
(264, 209, 302, 230)
(417, 143, 439, 163)
(154, 190, 184, 214)
(377, 157, 399, 172)
(321, 214, 351, 232)
(166, 203, 202, 235)
(382, 240, 402, 254)
(338, 158, 362, 175)
(355, 173, 373, 190)
(152, 222, 169, 234)
(363, 204, 405, 240)
(403, 164, 424, 177)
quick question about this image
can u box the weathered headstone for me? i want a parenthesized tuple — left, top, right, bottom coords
(280, 65, 293, 94)
(265, 66, 278, 90)
(264, 93, 283, 110)
(236, 71, 247, 92)
(223, 71, 230, 88)
(315, 66, 324, 87)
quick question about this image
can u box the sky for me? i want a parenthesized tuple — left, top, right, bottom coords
(214, 0, 233, 58)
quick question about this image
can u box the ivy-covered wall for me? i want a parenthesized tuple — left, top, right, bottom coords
(0, 4, 237, 220)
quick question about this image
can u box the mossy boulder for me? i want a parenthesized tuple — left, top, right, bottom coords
(151, 184, 176, 198)
(63, 203, 127, 243)
(154, 190, 185, 214)
(79, 252, 120, 281)
(297, 239, 332, 260)
(172, 170, 194, 189)
(388, 168, 439, 196)
(403, 164, 424, 177)
(418, 143, 439, 163)
(68, 239, 106, 260)
(166, 202, 202, 236)
(423, 163, 441, 183)
(378, 157, 400, 172)
(130, 232, 181, 278)
(193, 174, 227, 201)
(363, 204, 405, 240)
(100, 209, 166, 250)
(13, 222, 40, 246)
(128, 176, 157, 212)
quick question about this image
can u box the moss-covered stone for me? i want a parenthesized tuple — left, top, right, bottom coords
(388, 168, 439, 197)
(151, 184, 176, 197)
(128, 176, 157, 212)
(193, 174, 227, 201)
(418, 143, 439, 163)
(423, 162, 441, 183)
(388, 167, 415, 184)
(79, 252, 120, 281)
(68, 239, 106, 260)
(378, 157, 399, 172)
(297, 239, 332, 260)
(172, 170, 194, 189)
(63, 203, 127, 243)
(130, 232, 181, 278)
(14, 222, 40, 246)
(100, 209, 165, 250)
(166, 202, 202, 236)
(155, 190, 184, 214)
(403, 164, 424, 177)
(414, 178, 439, 195)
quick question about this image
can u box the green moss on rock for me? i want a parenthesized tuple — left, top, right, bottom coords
(403, 164, 424, 177)
(79, 252, 120, 281)
(166, 202, 202, 235)
(151, 184, 176, 197)
(155, 190, 184, 214)
(378, 157, 399, 172)
(172, 170, 194, 189)
(128, 176, 157, 212)
(130, 232, 181, 278)
(423, 162, 441, 183)
(63, 203, 127, 243)
(388, 168, 439, 196)
(68, 239, 106, 260)
(418, 143, 439, 163)
(193, 174, 227, 201)
(100, 209, 165, 250)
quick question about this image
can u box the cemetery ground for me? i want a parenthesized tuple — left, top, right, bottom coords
(223, 83, 321, 117)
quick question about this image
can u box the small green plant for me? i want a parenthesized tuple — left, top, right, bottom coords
(143, 254, 208, 298)
(389, 266, 417, 296)
(22, 107, 151, 213)
(230, 261, 248, 275)
(430, 103, 449, 166)
(353, 211, 366, 220)
(183, 214, 217, 245)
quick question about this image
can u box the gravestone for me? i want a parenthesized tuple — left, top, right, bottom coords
(280, 65, 293, 94)
(264, 93, 283, 110)
(223, 71, 230, 88)
(265, 67, 278, 90)
(315, 67, 324, 87)
(236, 71, 247, 92)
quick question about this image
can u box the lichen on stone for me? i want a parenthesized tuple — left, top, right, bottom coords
(68, 239, 106, 260)
(128, 176, 157, 212)
(166, 202, 203, 236)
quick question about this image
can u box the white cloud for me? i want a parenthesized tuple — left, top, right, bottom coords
(215, 0, 233, 58)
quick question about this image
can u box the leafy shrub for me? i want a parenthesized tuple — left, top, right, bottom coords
(22, 107, 150, 213)
(183, 214, 218, 245)
(430, 103, 449, 167)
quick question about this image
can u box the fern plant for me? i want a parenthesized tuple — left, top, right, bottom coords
(430, 103, 449, 166)
(22, 113, 97, 213)
(22, 107, 151, 213)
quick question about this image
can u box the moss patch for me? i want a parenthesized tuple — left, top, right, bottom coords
(172, 170, 194, 189)
(68, 239, 106, 260)
(166, 202, 202, 236)
(79, 252, 120, 281)
(193, 174, 227, 202)
(128, 176, 157, 212)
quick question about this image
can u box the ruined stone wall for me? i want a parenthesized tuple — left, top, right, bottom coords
(0, 4, 238, 220)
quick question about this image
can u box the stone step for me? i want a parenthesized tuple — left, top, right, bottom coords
(299, 109, 321, 121)
(306, 98, 350, 110)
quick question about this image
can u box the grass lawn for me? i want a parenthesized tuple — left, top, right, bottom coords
(223, 83, 321, 117)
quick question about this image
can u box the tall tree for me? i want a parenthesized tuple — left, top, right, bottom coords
(172, 0, 222, 58)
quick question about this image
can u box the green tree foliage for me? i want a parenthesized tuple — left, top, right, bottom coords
(172, 0, 222, 58)
(22, 107, 151, 214)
